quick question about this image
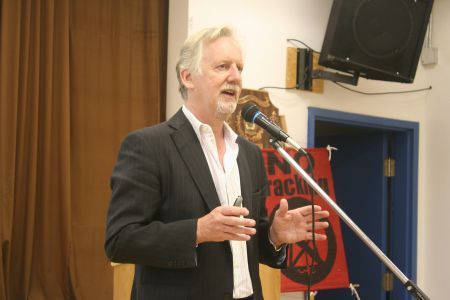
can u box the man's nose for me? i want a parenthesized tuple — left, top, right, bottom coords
(228, 64, 242, 83)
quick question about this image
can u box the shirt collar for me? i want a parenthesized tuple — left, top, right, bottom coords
(182, 105, 238, 144)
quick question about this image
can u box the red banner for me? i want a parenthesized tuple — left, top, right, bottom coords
(262, 148, 349, 292)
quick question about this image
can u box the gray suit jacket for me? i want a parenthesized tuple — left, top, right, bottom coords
(105, 109, 286, 300)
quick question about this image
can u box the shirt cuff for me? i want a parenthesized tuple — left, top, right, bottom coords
(268, 232, 286, 252)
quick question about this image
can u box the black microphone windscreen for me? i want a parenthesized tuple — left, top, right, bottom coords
(241, 103, 259, 123)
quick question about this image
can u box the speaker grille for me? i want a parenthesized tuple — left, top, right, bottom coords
(353, 0, 414, 59)
(319, 0, 434, 83)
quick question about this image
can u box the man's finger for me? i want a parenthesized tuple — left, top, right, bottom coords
(222, 216, 256, 227)
(220, 205, 249, 217)
(306, 232, 327, 241)
(306, 221, 329, 231)
(298, 205, 323, 215)
(223, 224, 257, 236)
(277, 198, 289, 217)
(304, 211, 330, 222)
(226, 232, 253, 241)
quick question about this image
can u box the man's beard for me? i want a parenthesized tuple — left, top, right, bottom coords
(215, 84, 240, 119)
(216, 98, 237, 116)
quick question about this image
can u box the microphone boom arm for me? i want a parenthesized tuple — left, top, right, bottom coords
(269, 138, 430, 300)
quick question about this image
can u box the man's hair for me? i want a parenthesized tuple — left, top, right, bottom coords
(176, 26, 238, 100)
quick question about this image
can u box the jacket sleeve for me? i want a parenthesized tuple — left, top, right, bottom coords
(104, 130, 198, 268)
(252, 146, 288, 269)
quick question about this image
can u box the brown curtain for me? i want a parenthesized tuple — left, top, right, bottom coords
(0, 0, 168, 298)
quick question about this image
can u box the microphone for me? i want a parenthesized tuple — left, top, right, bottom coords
(241, 103, 304, 152)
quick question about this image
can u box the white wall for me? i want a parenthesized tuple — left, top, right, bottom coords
(166, 0, 188, 117)
(166, 0, 450, 298)
(423, 0, 450, 299)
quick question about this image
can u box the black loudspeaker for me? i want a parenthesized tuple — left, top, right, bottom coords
(319, 0, 434, 83)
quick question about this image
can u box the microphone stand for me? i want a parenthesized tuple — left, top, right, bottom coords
(269, 138, 430, 300)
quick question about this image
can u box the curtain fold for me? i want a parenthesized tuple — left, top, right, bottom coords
(0, 0, 167, 298)
(69, 0, 167, 298)
(0, 0, 72, 299)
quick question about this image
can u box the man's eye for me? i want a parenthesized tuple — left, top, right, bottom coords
(217, 64, 228, 70)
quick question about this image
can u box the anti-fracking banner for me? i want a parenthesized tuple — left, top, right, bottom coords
(262, 148, 349, 292)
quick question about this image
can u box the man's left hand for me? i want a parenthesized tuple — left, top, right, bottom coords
(269, 198, 330, 248)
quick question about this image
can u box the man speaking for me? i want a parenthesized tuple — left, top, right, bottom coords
(105, 26, 329, 300)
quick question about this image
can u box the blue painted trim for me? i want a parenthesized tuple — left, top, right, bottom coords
(307, 107, 419, 295)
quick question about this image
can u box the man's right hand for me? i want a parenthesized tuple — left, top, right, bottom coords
(196, 206, 256, 244)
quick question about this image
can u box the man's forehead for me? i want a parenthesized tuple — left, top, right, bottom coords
(203, 37, 243, 62)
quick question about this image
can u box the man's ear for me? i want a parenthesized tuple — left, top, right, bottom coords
(180, 69, 194, 89)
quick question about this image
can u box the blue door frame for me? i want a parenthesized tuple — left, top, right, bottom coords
(307, 107, 419, 300)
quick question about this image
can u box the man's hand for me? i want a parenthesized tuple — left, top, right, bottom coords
(196, 206, 256, 244)
(269, 198, 330, 248)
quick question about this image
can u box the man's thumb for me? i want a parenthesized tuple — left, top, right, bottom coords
(277, 198, 288, 217)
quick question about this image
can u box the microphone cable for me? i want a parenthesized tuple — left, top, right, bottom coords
(301, 149, 319, 300)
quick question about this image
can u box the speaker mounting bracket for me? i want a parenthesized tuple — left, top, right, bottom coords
(312, 69, 359, 86)
(295, 47, 359, 90)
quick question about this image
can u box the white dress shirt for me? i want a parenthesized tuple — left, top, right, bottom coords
(182, 105, 253, 298)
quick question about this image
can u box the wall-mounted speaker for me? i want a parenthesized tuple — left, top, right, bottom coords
(319, 0, 434, 83)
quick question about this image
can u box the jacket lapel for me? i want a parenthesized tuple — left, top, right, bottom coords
(169, 109, 221, 212)
(236, 137, 253, 217)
